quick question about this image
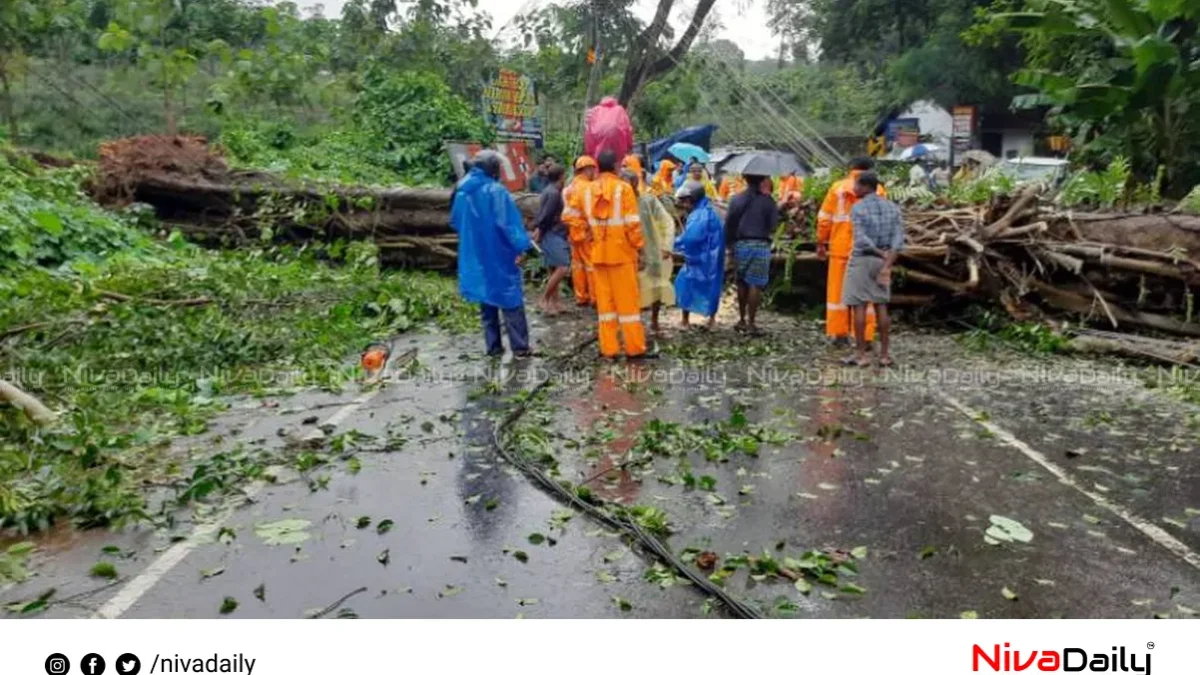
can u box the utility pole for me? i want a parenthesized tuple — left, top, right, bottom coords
(583, 2, 602, 108)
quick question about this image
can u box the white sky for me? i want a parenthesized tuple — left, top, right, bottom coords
(297, 0, 777, 60)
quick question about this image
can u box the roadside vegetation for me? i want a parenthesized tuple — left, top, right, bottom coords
(0, 154, 473, 534)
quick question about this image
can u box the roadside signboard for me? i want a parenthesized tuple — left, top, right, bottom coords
(482, 69, 543, 146)
(951, 105, 976, 166)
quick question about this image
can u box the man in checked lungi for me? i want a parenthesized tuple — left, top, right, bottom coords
(842, 171, 905, 368)
(723, 174, 780, 336)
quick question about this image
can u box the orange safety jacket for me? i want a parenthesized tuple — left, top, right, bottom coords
(778, 175, 803, 199)
(583, 172, 644, 265)
(816, 170, 887, 258)
(563, 175, 594, 244)
(718, 175, 746, 201)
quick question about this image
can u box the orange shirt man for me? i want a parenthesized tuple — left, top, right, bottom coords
(817, 157, 886, 343)
(564, 156, 598, 306)
(584, 150, 649, 358)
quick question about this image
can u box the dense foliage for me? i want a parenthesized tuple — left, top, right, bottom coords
(990, 0, 1200, 194)
(0, 157, 475, 533)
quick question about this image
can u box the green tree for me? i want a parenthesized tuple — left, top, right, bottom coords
(99, 0, 199, 134)
(993, 0, 1200, 192)
(0, 0, 68, 142)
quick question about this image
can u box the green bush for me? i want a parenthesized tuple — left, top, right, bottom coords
(0, 156, 149, 272)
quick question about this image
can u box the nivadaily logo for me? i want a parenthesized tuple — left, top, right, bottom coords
(973, 643, 1151, 674)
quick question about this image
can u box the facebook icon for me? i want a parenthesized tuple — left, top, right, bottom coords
(80, 654, 106, 675)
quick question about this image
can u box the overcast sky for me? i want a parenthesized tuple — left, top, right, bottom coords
(296, 0, 777, 61)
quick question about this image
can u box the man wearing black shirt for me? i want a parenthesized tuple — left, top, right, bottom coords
(532, 164, 569, 314)
(724, 175, 780, 335)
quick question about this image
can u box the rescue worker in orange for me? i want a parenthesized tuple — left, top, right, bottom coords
(563, 155, 598, 306)
(584, 150, 652, 359)
(718, 173, 746, 202)
(651, 159, 676, 197)
(817, 157, 886, 346)
(621, 154, 648, 194)
(778, 171, 803, 200)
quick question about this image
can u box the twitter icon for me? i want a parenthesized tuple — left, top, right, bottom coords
(115, 654, 141, 675)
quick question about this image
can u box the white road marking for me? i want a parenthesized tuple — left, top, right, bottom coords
(940, 392, 1200, 572)
(92, 391, 382, 619)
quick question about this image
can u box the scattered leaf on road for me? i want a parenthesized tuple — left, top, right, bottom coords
(219, 597, 238, 614)
(200, 567, 225, 580)
(356, 516, 371, 529)
(961, 610, 979, 619)
(602, 549, 626, 564)
(527, 533, 546, 545)
(377, 549, 390, 566)
(254, 519, 312, 546)
(794, 578, 812, 595)
(985, 515, 1033, 544)
(512, 550, 529, 563)
(450, 555, 468, 563)
(1002, 586, 1018, 601)
(850, 546, 868, 559)
(612, 596, 633, 612)
(438, 585, 463, 598)
(89, 562, 118, 580)
(376, 519, 394, 534)
(253, 584, 266, 602)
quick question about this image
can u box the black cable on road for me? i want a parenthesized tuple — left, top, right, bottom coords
(488, 336, 764, 619)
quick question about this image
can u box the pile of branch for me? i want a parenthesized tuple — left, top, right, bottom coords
(885, 187, 1200, 338)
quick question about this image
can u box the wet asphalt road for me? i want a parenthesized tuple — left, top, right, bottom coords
(2, 306, 1198, 619)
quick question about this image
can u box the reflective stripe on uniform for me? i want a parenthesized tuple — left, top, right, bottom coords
(598, 312, 618, 321)
(618, 314, 641, 324)
(832, 214, 851, 223)
(593, 184, 626, 226)
(827, 303, 847, 310)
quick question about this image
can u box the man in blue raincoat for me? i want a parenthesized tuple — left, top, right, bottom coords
(673, 180, 725, 329)
(451, 151, 536, 358)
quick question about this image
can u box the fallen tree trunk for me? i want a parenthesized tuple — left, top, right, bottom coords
(90, 137, 1200, 345)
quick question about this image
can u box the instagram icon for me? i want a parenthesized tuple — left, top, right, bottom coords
(45, 653, 70, 675)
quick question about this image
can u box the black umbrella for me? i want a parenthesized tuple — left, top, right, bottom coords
(720, 151, 806, 177)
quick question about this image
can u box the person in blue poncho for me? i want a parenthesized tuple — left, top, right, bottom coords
(673, 180, 725, 329)
(450, 150, 536, 358)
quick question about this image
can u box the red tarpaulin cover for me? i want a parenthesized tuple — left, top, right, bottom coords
(584, 97, 633, 159)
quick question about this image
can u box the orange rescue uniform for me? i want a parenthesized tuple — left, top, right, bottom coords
(650, 160, 676, 197)
(817, 170, 886, 340)
(718, 175, 746, 201)
(563, 174, 596, 306)
(584, 172, 647, 357)
(778, 174, 803, 199)
(621, 155, 648, 194)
